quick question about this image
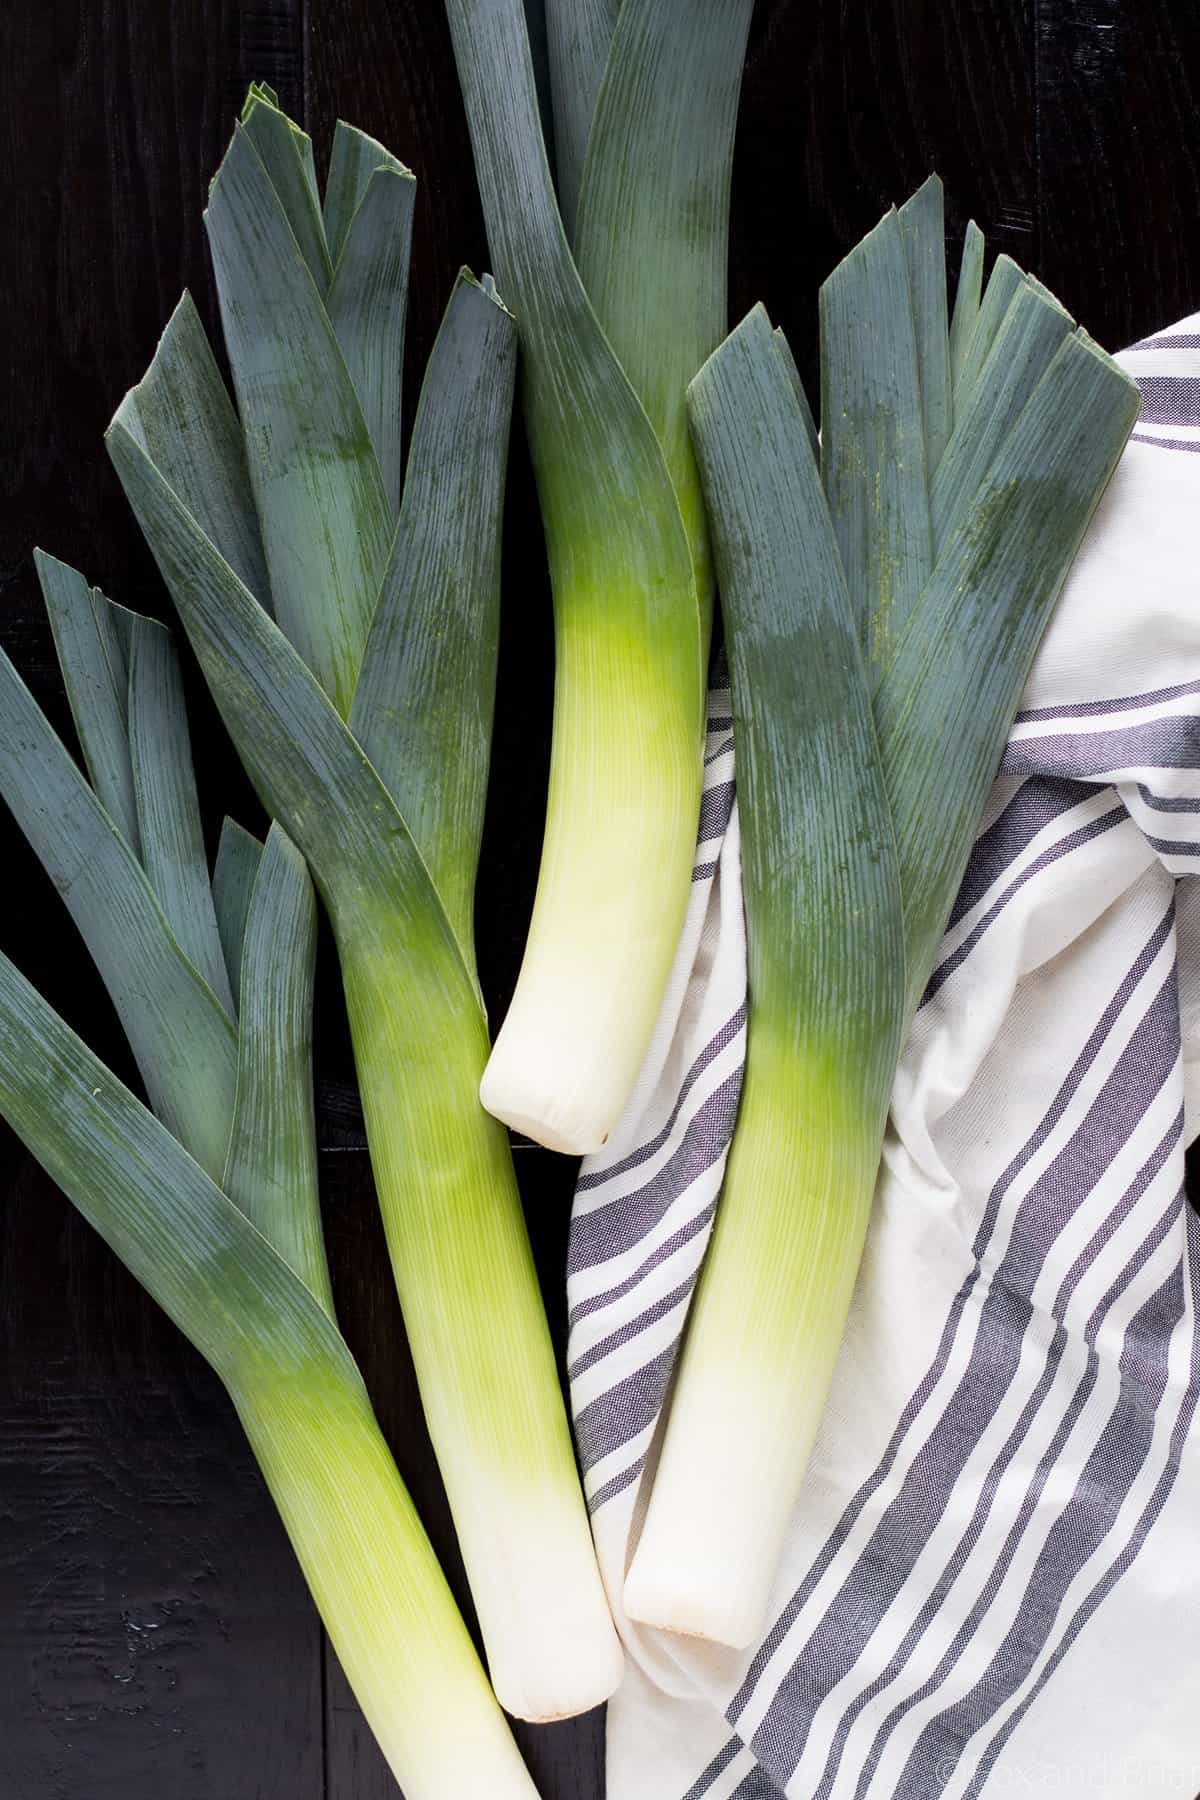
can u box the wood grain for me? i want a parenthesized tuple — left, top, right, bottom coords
(1035, 0, 1200, 347)
(732, 0, 1035, 402)
(1, 1, 1198, 1796)
(0, 4, 319, 1794)
(0, 1131, 324, 1798)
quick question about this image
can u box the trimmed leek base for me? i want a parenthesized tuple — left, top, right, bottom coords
(482, 634, 703, 1152)
(340, 908, 623, 1720)
(624, 1048, 882, 1648)
(238, 1363, 538, 1799)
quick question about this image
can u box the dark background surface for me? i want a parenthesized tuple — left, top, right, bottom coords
(1, 1, 1198, 1796)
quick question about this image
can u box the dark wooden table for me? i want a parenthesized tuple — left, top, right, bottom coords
(2, 2, 1198, 1795)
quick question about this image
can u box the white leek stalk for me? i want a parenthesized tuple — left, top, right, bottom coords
(626, 202, 1141, 1646)
(106, 90, 620, 1720)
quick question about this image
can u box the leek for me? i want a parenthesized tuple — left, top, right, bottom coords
(107, 92, 620, 1722)
(624, 204, 1140, 1647)
(0, 574, 539, 1796)
(446, 0, 752, 1152)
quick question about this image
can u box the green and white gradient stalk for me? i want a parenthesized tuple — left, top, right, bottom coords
(107, 392, 624, 1718)
(478, 0, 754, 1151)
(0, 950, 541, 1800)
(624, 308, 905, 1647)
(239, 1364, 539, 1799)
(626, 287, 1140, 1646)
(446, 0, 707, 1153)
(103, 95, 623, 1727)
(624, 1036, 888, 1646)
(339, 901, 623, 1719)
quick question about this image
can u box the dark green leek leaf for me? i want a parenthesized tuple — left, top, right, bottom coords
(105, 411, 478, 991)
(328, 162, 417, 516)
(771, 327, 818, 455)
(127, 614, 235, 1018)
(689, 303, 905, 1115)
(543, 0, 618, 239)
(820, 208, 931, 675)
(949, 217, 985, 396)
(241, 88, 333, 294)
(573, 0, 754, 616)
(35, 551, 140, 853)
(444, 0, 698, 726)
(898, 175, 953, 476)
(953, 252, 1024, 410)
(224, 823, 333, 1317)
(203, 122, 393, 715)
(0, 945, 350, 1391)
(0, 643, 236, 1177)
(212, 816, 262, 1014)
(323, 122, 409, 267)
(932, 279, 1073, 553)
(98, 589, 134, 682)
(878, 330, 1140, 1016)
(351, 272, 516, 952)
(115, 292, 271, 609)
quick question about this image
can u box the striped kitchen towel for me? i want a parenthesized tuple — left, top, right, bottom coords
(568, 314, 1200, 1800)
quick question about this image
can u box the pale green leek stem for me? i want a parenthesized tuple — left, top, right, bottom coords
(338, 904, 623, 1720)
(625, 1046, 881, 1645)
(238, 1365, 540, 1799)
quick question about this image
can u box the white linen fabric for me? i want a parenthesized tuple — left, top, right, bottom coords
(568, 315, 1200, 1800)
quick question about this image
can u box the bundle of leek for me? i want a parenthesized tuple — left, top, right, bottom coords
(624, 189, 1141, 1647)
(104, 87, 620, 1720)
(445, 0, 755, 1151)
(0, 561, 539, 1798)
